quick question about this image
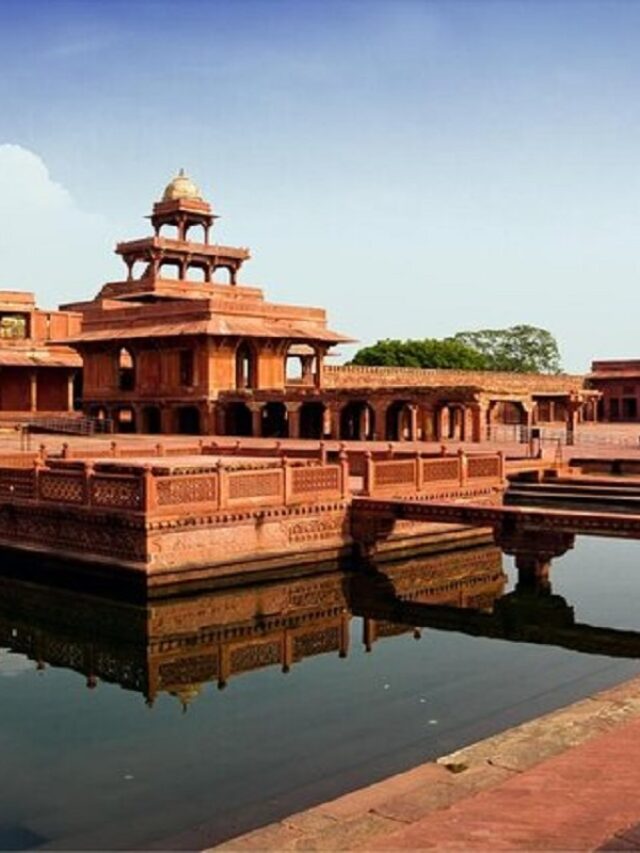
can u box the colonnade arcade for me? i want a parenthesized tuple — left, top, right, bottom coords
(88, 393, 594, 439)
(217, 397, 484, 441)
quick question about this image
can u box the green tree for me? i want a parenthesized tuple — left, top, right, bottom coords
(350, 337, 489, 370)
(452, 325, 561, 374)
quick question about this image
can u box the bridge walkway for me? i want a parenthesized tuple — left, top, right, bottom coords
(353, 496, 640, 539)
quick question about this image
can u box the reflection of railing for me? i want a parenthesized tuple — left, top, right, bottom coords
(361, 451, 504, 497)
(0, 458, 347, 514)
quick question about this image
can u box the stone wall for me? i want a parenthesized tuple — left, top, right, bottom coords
(325, 365, 586, 394)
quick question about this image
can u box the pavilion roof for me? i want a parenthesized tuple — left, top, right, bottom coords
(0, 347, 81, 368)
(63, 315, 354, 345)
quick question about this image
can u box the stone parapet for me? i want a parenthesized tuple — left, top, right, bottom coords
(325, 365, 586, 394)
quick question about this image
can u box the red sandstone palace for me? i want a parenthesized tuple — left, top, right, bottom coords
(0, 171, 611, 438)
(0, 291, 81, 422)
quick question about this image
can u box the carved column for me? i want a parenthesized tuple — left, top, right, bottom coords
(160, 406, 174, 434)
(421, 406, 435, 441)
(286, 402, 302, 439)
(408, 404, 418, 442)
(301, 357, 314, 386)
(437, 406, 449, 441)
(370, 401, 387, 440)
(566, 398, 581, 446)
(67, 372, 75, 412)
(314, 348, 325, 388)
(29, 370, 37, 413)
(247, 402, 264, 437)
(324, 402, 339, 439)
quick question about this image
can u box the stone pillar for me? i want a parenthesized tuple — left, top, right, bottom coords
(324, 403, 340, 439)
(67, 372, 75, 412)
(408, 404, 418, 442)
(29, 370, 37, 413)
(286, 402, 302, 439)
(200, 402, 215, 435)
(437, 407, 449, 441)
(248, 403, 264, 438)
(315, 350, 324, 388)
(521, 403, 534, 443)
(463, 406, 475, 442)
(514, 554, 552, 595)
(452, 407, 463, 441)
(421, 407, 435, 441)
(359, 406, 371, 441)
(566, 399, 580, 446)
(369, 401, 386, 440)
(301, 357, 314, 386)
(132, 403, 143, 434)
(160, 406, 174, 434)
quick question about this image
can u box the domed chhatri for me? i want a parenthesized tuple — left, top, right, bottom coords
(162, 168, 203, 202)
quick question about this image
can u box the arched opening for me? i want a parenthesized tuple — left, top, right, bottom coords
(214, 266, 233, 285)
(118, 348, 135, 392)
(300, 402, 325, 439)
(235, 341, 257, 390)
(177, 406, 201, 435)
(158, 260, 182, 280)
(129, 260, 148, 280)
(89, 405, 108, 421)
(225, 402, 253, 436)
(185, 222, 207, 243)
(385, 401, 412, 441)
(116, 407, 136, 434)
(285, 344, 317, 386)
(185, 264, 207, 283)
(72, 372, 83, 411)
(157, 223, 180, 240)
(262, 402, 288, 438)
(142, 406, 162, 434)
(340, 402, 375, 441)
(492, 401, 526, 425)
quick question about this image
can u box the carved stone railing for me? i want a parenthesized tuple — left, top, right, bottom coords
(362, 451, 504, 497)
(0, 457, 347, 516)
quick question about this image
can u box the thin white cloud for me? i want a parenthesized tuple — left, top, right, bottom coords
(0, 145, 115, 307)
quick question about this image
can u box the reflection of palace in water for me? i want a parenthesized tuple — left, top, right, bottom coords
(4, 533, 640, 709)
(0, 544, 505, 708)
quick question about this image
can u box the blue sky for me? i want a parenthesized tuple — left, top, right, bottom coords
(1, 0, 639, 371)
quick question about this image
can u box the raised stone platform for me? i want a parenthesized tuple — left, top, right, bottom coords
(0, 445, 505, 585)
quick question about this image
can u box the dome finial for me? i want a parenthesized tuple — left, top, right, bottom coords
(161, 170, 203, 202)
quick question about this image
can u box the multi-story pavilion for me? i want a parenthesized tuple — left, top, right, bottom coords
(63, 172, 352, 435)
(62, 172, 596, 439)
(0, 291, 81, 422)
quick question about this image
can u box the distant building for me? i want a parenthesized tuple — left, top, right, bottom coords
(0, 290, 81, 422)
(588, 360, 640, 422)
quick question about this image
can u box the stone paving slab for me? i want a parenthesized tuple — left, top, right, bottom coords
(373, 715, 640, 850)
(213, 675, 640, 851)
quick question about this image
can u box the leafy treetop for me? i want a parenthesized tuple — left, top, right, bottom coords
(350, 325, 562, 374)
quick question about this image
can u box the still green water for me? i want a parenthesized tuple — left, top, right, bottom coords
(1, 535, 640, 850)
